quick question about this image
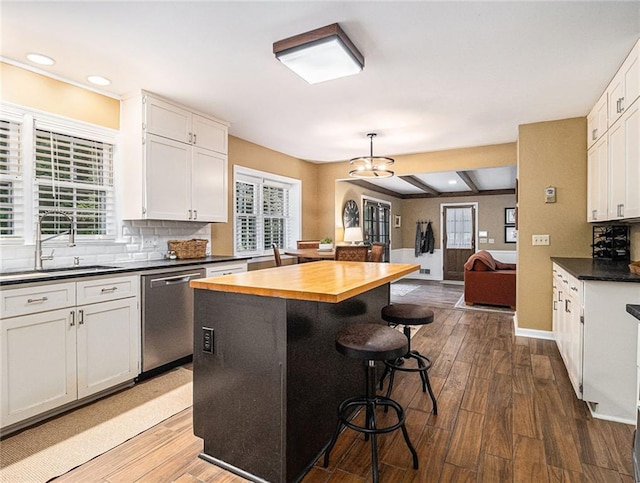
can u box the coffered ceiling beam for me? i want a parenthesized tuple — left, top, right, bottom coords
(398, 175, 441, 196)
(346, 180, 404, 199)
(456, 170, 480, 193)
(402, 188, 515, 199)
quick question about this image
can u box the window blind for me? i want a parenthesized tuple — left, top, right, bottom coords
(34, 129, 114, 237)
(0, 120, 22, 237)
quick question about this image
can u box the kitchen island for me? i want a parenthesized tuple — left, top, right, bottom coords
(190, 261, 419, 483)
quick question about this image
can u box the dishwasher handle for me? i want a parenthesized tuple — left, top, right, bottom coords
(149, 272, 203, 287)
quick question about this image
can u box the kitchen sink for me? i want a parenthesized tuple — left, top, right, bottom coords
(0, 265, 119, 281)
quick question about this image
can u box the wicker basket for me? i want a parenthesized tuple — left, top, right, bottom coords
(168, 239, 208, 259)
(630, 261, 640, 275)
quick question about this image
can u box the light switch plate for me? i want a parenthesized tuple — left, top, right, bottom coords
(532, 234, 550, 245)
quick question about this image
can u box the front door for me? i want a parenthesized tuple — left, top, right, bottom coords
(442, 204, 476, 281)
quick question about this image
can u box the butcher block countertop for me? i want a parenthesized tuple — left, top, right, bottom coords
(190, 260, 419, 303)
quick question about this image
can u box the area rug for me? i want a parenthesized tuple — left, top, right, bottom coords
(454, 295, 514, 314)
(390, 283, 420, 297)
(0, 366, 192, 483)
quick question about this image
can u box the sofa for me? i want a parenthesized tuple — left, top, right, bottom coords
(463, 250, 516, 309)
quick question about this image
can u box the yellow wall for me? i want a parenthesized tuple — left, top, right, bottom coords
(334, 181, 403, 248)
(1, 62, 119, 129)
(402, 193, 517, 251)
(517, 117, 591, 331)
(210, 135, 319, 255)
(317, 143, 517, 243)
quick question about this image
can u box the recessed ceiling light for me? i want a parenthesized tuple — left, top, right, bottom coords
(26, 53, 55, 66)
(87, 75, 111, 86)
(448, 180, 457, 185)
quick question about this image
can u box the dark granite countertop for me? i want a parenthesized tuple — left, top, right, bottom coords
(0, 255, 251, 286)
(551, 257, 640, 283)
(627, 305, 640, 321)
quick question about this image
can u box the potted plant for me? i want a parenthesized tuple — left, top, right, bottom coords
(319, 237, 333, 251)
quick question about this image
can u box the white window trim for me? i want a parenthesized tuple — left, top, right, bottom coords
(0, 102, 118, 246)
(233, 165, 301, 257)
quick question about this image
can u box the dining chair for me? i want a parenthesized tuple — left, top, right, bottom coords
(272, 244, 282, 267)
(369, 243, 385, 263)
(335, 245, 368, 262)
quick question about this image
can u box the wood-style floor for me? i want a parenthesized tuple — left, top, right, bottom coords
(55, 280, 634, 482)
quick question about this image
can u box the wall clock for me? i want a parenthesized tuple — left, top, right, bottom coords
(343, 199, 360, 228)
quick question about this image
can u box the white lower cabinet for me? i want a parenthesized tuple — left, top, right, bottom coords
(76, 297, 139, 399)
(552, 265, 583, 398)
(1, 275, 140, 430)
(552, 262, 640, 424)
(204, 261, 248, 277)
(1, 308, 77, 427)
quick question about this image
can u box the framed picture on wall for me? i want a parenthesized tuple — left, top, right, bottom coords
(505, 207, 516, 225)
(394, 214, 401, 228)
(505, 226, 517, 243)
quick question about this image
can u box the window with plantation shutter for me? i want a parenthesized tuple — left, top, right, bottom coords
(234, 167, 301, 256)
(0, 120, 22, 237)
(235, 180, 258, 253)
(34, 129, 114, 238)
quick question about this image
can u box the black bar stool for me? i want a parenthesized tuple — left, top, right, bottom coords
(379, 304, 438, 414)
(323, 323, 419, 483)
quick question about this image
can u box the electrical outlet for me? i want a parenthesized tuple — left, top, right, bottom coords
(532, 234, 550, 246)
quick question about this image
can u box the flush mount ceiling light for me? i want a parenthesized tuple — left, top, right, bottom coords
(87, 75, 111, 86)
(26, 53, 55, 66)
(349, 133, 395, 178)
(273, 23, 364, 84)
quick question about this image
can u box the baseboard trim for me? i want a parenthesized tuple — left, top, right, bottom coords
(513, 317, 555, 340)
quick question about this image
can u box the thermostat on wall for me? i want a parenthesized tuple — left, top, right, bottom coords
(545, 186, 556, 203)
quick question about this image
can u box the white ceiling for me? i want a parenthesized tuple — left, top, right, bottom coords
(1, 1, 639, 171)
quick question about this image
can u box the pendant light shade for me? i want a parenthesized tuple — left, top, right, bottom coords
(349, 133, 395, 178)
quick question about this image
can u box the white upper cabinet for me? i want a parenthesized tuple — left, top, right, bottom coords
(144, 134, 191, 221)
(587, 93, 608, 148)
(121, 91, 229, 222)
(192, 114, 228, 154)
(608, 41, 639, 127)
(145, 96, 192, 144)
(587, 136, 608, 222)
(587, 38, 640, 222)
(191, 147, 228, 222)
(608, 101, 640, 220)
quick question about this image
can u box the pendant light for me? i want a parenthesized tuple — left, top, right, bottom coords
(349, 133, 395, 178)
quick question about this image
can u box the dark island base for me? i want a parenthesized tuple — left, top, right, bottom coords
(193, 284, 390, 483)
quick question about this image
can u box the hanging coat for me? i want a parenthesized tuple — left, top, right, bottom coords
(414, 222, 422, 257)
(426, 221, 435, 254)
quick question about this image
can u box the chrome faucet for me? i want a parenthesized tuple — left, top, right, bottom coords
(34, 211, 76, 270)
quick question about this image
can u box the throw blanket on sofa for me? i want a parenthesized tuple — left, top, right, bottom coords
(464, 250, 516, 271)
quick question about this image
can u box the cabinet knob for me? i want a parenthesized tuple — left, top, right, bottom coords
(193, 210, 198, 220)
(70, 311, 75, 327)
(592, 129, 597, 140)
(193, 133, 197, 145)
(78, 309, 84, 325)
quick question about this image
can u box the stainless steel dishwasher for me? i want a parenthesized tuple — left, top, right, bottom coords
(141, 268, 205, 373)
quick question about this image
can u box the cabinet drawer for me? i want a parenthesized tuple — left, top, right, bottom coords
(77, 275, 138, 305)
(205, 262, 247, 278)
(1, 282, 76, 319)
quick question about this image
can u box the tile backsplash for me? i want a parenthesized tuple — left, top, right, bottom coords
(0, 220, 211, 272)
